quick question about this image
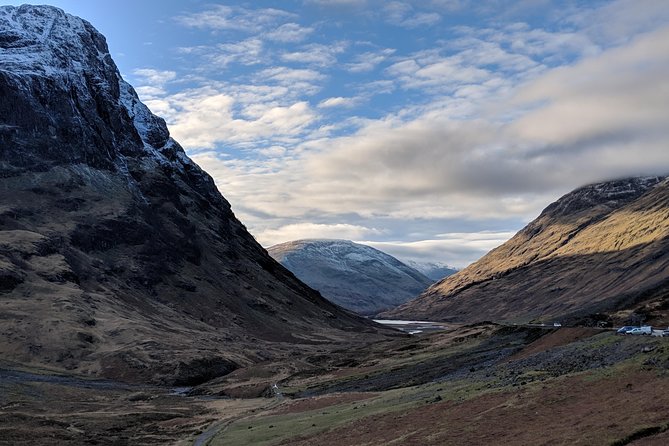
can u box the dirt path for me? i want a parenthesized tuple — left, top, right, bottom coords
(192, 384, 285, 446)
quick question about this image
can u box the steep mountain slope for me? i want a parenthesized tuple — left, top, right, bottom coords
(0, 5, 386, 384)
(268, 240, 433, 315)
(384, 177, 669, 323)
(403, 260, 457, 282)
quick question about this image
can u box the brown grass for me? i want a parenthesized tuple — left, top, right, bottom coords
(279, 368, 669, 446)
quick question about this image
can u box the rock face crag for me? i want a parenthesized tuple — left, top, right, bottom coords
(384, 177, 669, 324)
(269, 239, 433, 315)
(0, 5, 384, 384)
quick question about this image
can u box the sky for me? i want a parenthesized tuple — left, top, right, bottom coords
(6, 0, 669, 268)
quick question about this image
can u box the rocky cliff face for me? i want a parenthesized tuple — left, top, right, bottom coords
(383, 177, 669, 324)
(268, 239, 433, 315)
(0, 5, 385, 384)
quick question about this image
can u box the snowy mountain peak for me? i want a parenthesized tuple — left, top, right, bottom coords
(0, 4, 192, 173)
(0, 5, 108, 78)
(269, 239, 433, 315)
(544, 176, 665, 218)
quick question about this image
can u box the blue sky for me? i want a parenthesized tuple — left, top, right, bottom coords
(7, 0, 669, 267)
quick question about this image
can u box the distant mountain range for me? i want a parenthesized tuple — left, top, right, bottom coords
(268, 239, 434, 315)
(383, 176, 669, 325)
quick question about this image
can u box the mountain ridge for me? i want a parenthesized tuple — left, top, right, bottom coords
(383, 176, 669, 324)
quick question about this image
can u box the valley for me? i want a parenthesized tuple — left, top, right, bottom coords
(3, 324, 669, 445)
(0, 3, 668, 445)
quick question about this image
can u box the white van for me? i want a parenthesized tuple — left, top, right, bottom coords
(626, 326, 652, 335)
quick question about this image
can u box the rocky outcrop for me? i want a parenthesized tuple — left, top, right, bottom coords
(268, 239, 433, 315)
(0, 5, 386, 384)
(383, 177, 669, 324)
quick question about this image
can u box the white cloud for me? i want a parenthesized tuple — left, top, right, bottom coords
(132, 68, 176, 86)
(210, 38, 264, 67)
(318, 96, 358, 108)
(346, 48, 395, 73)
(570, 0, 669, 47)
(280, 42, 347, 67)
(255, 66, 326, 95)
(384, 33, 547, 96)
(510, 26, 669, 147)
(174, 5, 294, 33)
(258, 146, 288, 157)
(362, 232, 516, 268)
(295, 25, 669, 222)
(303, 0, 368, 7)
(265, 23, 314, 42)
(131, 69, 177, 102)
(258, 223, 386, 246)
(151, 85, 318, 149)
(135, 85, 167, 101)
(383, 1, 441, 28)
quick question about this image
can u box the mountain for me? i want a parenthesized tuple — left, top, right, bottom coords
(0, 5, 387, 384)
(402, 260, 458, 281)
(268, 239, 434, 315)
(383, 177, 669, 324)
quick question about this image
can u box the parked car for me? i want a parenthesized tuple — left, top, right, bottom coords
(626, 326, 652, 335)
(617, 326, 636, 334)
(662, 329, 669, 337)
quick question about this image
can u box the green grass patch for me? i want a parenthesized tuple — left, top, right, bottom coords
(210, 377, 496, 446)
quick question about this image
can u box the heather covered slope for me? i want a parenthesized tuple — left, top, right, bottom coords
(384, 177, 669, 323)
(0, 5, 387, 384)
(268, 239, 433, 315)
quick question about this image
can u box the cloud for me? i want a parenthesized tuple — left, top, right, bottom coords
(383, 1, 441, 28)
(265, 23, 314, 42)
(303, 0, 368, 7)
(280, 42, 347, 67)
(483, 25, 601, 62)
(132, 69, 177, 101)
(132, 68, 176, 86)
(388, 56, 491, 91)
(318, 96, 359, 108)
(510, 26, 669, 148)
(174, 5, 294, 33)
(297, 25, 669, 222)
(362, 232, 516, 267)
(148, 85, 318, 149)
(254, 66, 326, 95)
(211, 38, 264, 67)
(346, 48, 395, 73)
(570, 0, 669, 47)
(384, 34, 544, 96)
(257, 223, 386, 246)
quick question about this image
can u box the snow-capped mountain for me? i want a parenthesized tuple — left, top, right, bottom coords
(268, 239, 434, 315)
(0, 5, 385, 384)
(402, 260, 458, 281)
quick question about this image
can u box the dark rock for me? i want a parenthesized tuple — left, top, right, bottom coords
(172, 357, 238, 386)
